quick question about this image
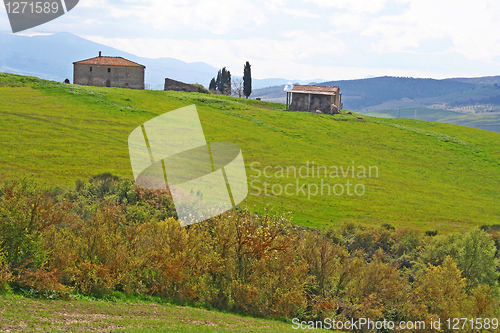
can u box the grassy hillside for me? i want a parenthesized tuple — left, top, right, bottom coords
(0, 294, 300, 332)
(1, 73, 499, 232)
(365, 107, 500, 132)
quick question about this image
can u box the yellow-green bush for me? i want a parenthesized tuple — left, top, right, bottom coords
(0, 176, 499, 324)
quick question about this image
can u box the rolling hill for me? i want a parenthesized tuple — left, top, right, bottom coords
(1, 73, 499, 232)
(365, 107, 500, 133)
(252, 76, 500, 116)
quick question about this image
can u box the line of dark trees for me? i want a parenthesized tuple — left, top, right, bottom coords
(209, 67, 231, 95)
(209, 62, 252, 99)
(449, 94, 500, 108)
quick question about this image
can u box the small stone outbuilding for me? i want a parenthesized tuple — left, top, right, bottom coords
(285, 85, 342, 114)
(73, 52, 145, 89)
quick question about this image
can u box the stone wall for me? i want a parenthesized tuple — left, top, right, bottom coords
(73, 64, 145, 89)
(164, 78, 198, 92)
(290, 93, 340, 114)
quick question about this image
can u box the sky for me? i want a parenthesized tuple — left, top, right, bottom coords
(2, 0, 500, 81)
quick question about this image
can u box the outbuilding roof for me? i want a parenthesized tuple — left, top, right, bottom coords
(73, 54, 145, 67)
(285, 84, 339, 96)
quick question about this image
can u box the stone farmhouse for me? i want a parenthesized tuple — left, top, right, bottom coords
(164, 78, 198, 92)
(285, 85, 342, 114)
(73, 52, 145, 90)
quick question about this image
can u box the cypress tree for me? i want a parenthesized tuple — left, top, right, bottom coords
(213, 67, 232, 95)
(243, 61, 252, 99)
(209, 78, 216, 91)
(223, 67, 231, 95)
(216, 70, 222, 93)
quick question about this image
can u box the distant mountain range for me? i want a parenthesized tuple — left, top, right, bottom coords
(0, 32, 321, 90)
(252, 76, 500, 113)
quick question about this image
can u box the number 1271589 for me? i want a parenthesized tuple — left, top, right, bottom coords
(5, 2, 59, 14)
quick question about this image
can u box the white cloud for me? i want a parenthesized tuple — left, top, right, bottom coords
(328, 13, 363, 34)
(361, 0, 500, 63)
(77, 0, 110, 9)
(91, 0, 268, 35)
(282, 8, 319, 19)
(3, 0, 500, 79)
(302, 0, 390, 14)
(86, 27, 348, 67)
(68, 0, 500, 79)
(85, 33, 456, 81)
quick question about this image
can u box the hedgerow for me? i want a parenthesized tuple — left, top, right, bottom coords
(0, 175, 499, 331)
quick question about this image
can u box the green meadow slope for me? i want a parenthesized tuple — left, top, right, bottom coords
(1, 73, 499, 232)
(0, 294, 301, 333)
(365, 107, 500, 133)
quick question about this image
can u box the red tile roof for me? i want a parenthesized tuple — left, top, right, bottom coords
(73, 56, 145, 67)
(285, 84, 339, 95)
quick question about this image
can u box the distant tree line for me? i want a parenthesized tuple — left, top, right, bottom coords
(449, 94, 500, 108)
(318, 76, 477, 110)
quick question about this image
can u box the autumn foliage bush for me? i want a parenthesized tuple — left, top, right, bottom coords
(0, 175, 499, 328)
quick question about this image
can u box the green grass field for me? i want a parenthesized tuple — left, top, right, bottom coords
(365, 107, 500, 132)
(1, 73, 500, 232)
(0, 294, 304, 332)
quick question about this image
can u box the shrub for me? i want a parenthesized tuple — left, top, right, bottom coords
(0, 251, 12, 292)
(413, 256, 469, 321)
(15, 267, 71, 299)
(0, 180, 71, 269)
(193, 84, 211, 94)
(420, 228, 499, 292)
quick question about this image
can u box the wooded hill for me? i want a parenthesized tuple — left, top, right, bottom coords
(253, 75, 500, 114)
